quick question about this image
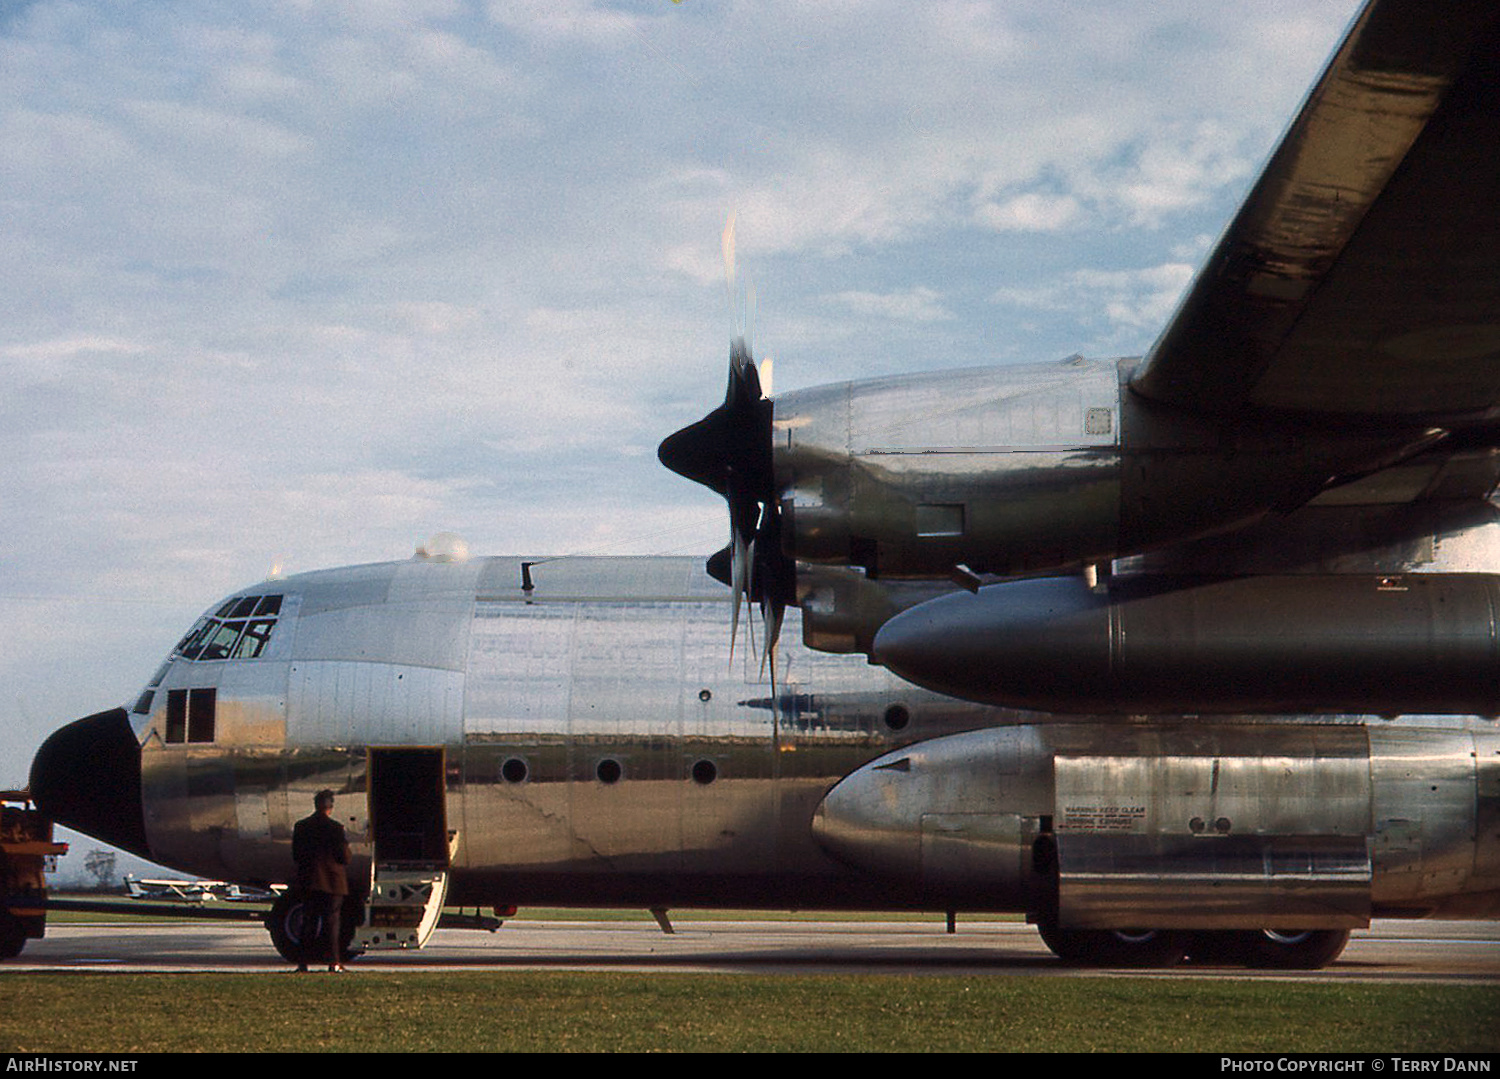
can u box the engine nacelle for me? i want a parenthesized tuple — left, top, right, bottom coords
(772, 358, 1443, 579)
(776, 360, 1122, 577)
(811, 722, 1500, 928)
(795, 564, 966, 656)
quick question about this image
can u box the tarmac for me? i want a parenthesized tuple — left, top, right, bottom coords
(7, 917, 1499, 982)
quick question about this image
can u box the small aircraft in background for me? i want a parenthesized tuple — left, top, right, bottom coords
(123, 875, 279, 904)
(24, 0, 1500, 968)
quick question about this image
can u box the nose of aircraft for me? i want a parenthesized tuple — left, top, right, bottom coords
(29, 707, 152, 859)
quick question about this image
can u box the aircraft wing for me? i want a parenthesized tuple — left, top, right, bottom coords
(1131, 0, 1500, 422)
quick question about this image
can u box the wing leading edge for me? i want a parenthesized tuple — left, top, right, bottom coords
(1133, 0, 1500, 422)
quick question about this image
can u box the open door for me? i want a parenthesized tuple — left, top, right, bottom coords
(353, 747, 455, 952)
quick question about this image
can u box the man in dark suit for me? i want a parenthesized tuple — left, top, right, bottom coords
(291, 788, 351, 972)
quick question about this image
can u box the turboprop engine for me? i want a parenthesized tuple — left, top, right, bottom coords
(812, 722, 1500, 943)
(663, 357, 1446, 587)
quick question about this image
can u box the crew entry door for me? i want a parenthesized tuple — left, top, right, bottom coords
(354, 747, 454, 952)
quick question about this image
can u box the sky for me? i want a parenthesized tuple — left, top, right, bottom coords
(0, 0, 1365, 791)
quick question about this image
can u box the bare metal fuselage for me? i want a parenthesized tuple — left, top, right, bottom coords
(109, 553, 1500, 925)
(134, 555, 997, 910)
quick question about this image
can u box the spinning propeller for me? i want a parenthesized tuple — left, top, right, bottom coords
(658, 216, 794, 672)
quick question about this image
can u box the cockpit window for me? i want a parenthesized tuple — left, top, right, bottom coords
(232, 619, 275, 659)
(198, 621, 246, 661)
(130, 659, 175, 715)
(174, 619, 215, 660)
(174, 594, 285, 662)
(228, 596, 259, 618)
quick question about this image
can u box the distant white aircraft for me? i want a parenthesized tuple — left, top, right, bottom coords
(123, 875, 278, 903)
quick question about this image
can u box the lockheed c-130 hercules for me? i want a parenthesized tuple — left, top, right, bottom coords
(23, 0, 1500, 969)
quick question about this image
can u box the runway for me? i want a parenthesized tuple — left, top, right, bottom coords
(8, 917, 1500, 982)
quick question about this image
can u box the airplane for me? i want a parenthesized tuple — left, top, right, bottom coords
(21, 0, 1500, 969)
(123, 875, 279, 904)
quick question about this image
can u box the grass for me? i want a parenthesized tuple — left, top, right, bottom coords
(0, 973, 1493, 1053)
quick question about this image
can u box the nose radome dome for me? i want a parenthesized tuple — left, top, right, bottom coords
(29, 707, 151, 859)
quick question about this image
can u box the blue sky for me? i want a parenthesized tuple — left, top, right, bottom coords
(0, 0, 1362, 782)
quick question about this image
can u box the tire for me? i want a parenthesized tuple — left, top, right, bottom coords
(266, 892, 361, 965)
(0, 913, 26, 960)
(1212, 929, 1351, 970)
(1036, 919, 1187, 968)
(267, 892, 312, 965)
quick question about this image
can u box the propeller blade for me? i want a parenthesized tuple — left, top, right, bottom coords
(658, 216, 795, 676)
(729, 529, 748, 660)
(745, 280, 756, 360)
(723, 213, 739, 338)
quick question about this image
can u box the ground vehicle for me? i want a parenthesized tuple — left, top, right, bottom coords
(0, 792, 67, 958)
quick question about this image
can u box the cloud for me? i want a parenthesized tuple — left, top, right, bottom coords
(828, 287, 953, 323)
(1074, 262, 1197, 329)
(3, 336, 147, 363)
(978, 192, 1082, 233)
(993, 261, 1196, 341)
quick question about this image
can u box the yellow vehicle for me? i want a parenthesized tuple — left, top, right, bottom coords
(0, 791, 67, 958)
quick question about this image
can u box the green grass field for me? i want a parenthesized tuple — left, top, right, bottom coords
(0, 973, 1493, 1053)
(21, 904, 1498, 1052)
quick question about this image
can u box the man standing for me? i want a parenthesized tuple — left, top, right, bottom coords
(291, 788, 350, 972)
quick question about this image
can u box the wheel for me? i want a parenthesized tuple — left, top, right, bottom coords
(1190, 929, 1349, 970)
(0, 913, 26, 959)
(266, 892, 361, 965)
(1036, 919, 1187, 968)
(267, 892, 312, 964)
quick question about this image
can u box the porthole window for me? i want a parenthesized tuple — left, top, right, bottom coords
(691, 759, 717, 785)
(596, 758, 622, 784)
(501, 757, 529, 784)
(883, 703, 910, 731)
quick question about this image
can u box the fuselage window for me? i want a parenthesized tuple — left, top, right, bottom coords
(165, 690, 186, 742)
(501, 757, 529, 783)
(188, 688, 216, 742)
(165, 688, 217, 744)
(596, 758, 623, 784)
(690, 759, 717, 785)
